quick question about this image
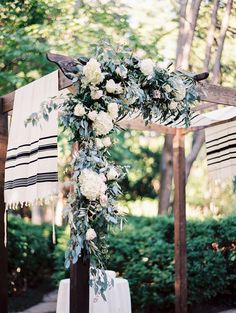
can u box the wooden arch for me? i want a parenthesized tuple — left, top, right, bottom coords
(1, 53, 236, 313)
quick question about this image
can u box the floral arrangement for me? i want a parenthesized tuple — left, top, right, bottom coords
(26, 43, 199, 297)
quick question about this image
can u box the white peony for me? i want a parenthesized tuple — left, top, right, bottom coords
(79, 169, 107, 201)
(139, 59, 154, 76)
(100, 194, 108, 207)
(102, 137, 112, 147)
(74, 103, 86, 116)
(93, 111, 113, 136)
(86, 228, 97, 241)
(116, 66, 128, 78)
(88, 110, 98, 121)
(99, 173, 107, 182)
(105, 79, 123, 94)
(83, 58, 104, 85)
(107, 167, 119, 180)
(169, 101, 178, 110)
(95, 138, 104, 149)
(108, 102, 119, 120)
(90, 86, 103, 100)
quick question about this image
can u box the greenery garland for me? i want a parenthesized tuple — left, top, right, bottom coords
(26, 43, 199, 297)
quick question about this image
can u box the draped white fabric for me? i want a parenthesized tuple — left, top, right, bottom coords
(4, 71, 59, 208)
(56, 273, 132, 313)
(205, 120, 236, 180)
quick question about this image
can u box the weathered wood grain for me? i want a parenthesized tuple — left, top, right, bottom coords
(173, 129, 187, 313)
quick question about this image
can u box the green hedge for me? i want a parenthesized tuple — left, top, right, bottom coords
(8, 216, 53, 295)
(8, 215, 236, 312)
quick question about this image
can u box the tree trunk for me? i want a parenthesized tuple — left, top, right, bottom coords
(179, 0, 202, 70)
(159, 134, 174, 214)
(203, 0, 220, 71)
(185, 0, 233, 179)
(158, 0, 201, 214)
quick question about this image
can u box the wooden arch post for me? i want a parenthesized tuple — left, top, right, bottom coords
(173, 129, 187, 313)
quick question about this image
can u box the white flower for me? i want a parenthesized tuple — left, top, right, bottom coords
(102, 137, 112, 147)
(74, 103, 86, 116)
(108, 102, 119, 120)
(93, 111, 113, 136)
(116, 66, 128, 78)
(139, 59, 154, 76)
(100, 194, 108, 207)
(105, 79, 123, 94)
(169, 101, 178, 110)
(172, 77, 186, 101)
(90, 86, 103, 100)
(88, 110, 98, 121)
(95, 138, 104, 149)
(83, 58, 104, 85)
(99, 173, 107, 182)
(107, 167, 119, 180)
(86, 228, 97, 241)
(163, 84, 172, 93)
(79, 169, 107, 201)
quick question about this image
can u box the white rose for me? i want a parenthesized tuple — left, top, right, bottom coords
(79, 169, 107, 201)
(139, 59, 154, 76)
(169, 101, 178, 110)
(100, 194, 108, 207)
(116, 66, 128, 78)
(105, 79, 123, 94)
(86, 228, 97, 241)
(102, 137, 112, 147)
(83, 58, 104, 85)
(106, 79, 117, 93)
(90, 87, 103, 100)
(88, 110, 98, 121)
(108, 102, 119, 120)
(107, 167, 119, 180)
(93, 111, 113, 136)
(163, 84, 172, 93)
(95, 138, 104, 149)
(74, 103, 86, 116)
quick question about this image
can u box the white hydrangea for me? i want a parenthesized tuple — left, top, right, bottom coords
(108, 102, 119, 120)
(93, 111, 113, 136)
(88, 110, 98, 121)
(105, 79, 123, 94)
(172, 77, 186, 100)
(74, 103, 86, 116)
(107, 167, 119, 180)
(83, 58, 104, 85)
(139, 59, 154, 76)
(86, 228, 97, 241)
(79, 169, 107, 201)
(90, 86, 103, 100)
(102, 137, 112, 147)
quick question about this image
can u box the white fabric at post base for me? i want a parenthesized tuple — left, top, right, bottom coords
(56, 272, 132, 313)
(4, 71, 59, 208)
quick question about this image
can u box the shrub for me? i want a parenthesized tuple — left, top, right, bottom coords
(8, 215, 53, 295)
(8, 214, 236, 313)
